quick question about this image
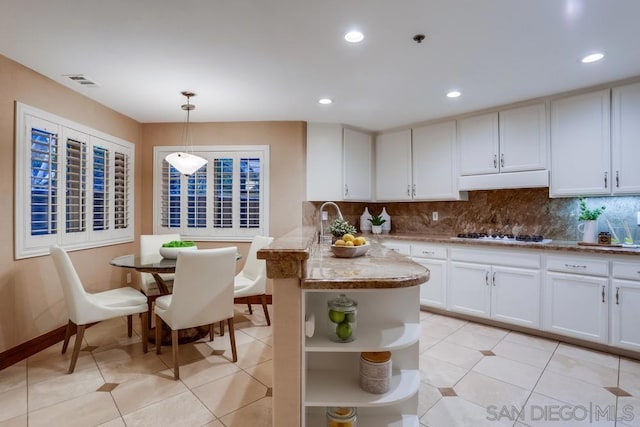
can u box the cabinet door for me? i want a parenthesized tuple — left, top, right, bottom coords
(458, 113, 499, 176)
(375, 129, 412, 201)
(412, 257, 447, 309)
(343, 128, 372, 200)
(306, 123, 343, 201)
(491, 266, 541, 328)
(543, 272, 608, 343)
(499, 103, 547, 173)
(412, 121, 461, 200)
(449, 262, 490, 318)
(550, 90, 611, 197)
(611, 279, 640, 351)
(612, 83, 640, 194)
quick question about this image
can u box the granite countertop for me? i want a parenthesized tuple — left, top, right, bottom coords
(375, 233, 640, 256)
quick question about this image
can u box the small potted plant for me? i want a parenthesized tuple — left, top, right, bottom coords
(578, 197, 606, 244)
(368, 214, 387, 235)
(328, 218, 357, 242)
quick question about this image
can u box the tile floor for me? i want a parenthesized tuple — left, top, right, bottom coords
(1, 308, 639, 426)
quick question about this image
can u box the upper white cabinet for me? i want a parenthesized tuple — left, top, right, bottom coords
(376, 122, 466, 201)
(306, 123, 372, 201)
(458, 104, 548, 191)
(611, 82, 640, 194)
(550, 90, 611, 197)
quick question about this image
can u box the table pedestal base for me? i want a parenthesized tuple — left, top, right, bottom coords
(148, 325, 210, 346)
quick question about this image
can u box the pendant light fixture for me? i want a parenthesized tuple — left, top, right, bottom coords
(164, 91, 208, 175)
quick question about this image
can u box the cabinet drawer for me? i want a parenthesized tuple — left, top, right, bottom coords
(450, 248, 540, 268)
(382, 242, 411, 256)
(410, 244, 447, 259)
(612, 261, 640, 281)
(546, 256, 609, 276)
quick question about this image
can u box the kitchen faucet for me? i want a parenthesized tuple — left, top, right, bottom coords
(319, 202, 343, 244)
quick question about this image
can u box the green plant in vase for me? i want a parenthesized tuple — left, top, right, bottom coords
(368, 214, 386, 235)
(328, 218, 357, 240)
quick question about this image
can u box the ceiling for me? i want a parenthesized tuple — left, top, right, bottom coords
(2, 0, 640, 132)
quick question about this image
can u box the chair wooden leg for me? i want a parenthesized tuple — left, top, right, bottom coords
(155, 314, 162, 354)
(209, 324, 214, 341)
(141, 312, 148, 353)
(172, 329, 179, 380)
(68, 324, 86, 374)
(227, 318, 238, 363)
(219, 320, 225, 336)
(146, 298, 153, 329)
(61, 320, 74, 354)
(247, 303, 253, 314)
(261, 294, 271, 326)
(127, 314, 133, 337)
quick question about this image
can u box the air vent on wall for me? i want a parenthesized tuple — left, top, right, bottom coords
(63, 74, 99, 87)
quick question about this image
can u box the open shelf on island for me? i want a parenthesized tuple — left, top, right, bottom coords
(305, 322, 420, 352)
(306, 413, 419, 427)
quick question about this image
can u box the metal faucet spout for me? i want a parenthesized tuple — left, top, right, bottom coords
(319, 202, 344, 243)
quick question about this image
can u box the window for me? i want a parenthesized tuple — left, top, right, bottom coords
(15, 103, 135, 259)
(154, 146, 269, 240)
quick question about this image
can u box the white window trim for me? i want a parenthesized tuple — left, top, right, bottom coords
(153, 145, 270, 242)
(15, 102, 135, 259)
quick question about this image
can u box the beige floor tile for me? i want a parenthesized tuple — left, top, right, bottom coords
(0, 414, 27, 427)
(236, 323, 273, 341)
(455, 370, 530, 410)
(200, 420, 225, 427)
(617, 396, 640, 427)
(534, 370, 616, 409)
(0, 385, 27, 422)
(244, 359, 273, 388)
(175, 355, 242, 389)
(444, 329, 504, 351)
(259, 334, 273, 347)
(232, 339, 273, 370)
(545, 352, 619, 387)
(421, 396, 513, 427)
(424, 341, 484, 370)
(28, 392, 120, 427)
(427, 314, 468, 328)
(417, 382, 442, 418)
(28, 364, 105, 411)
(420, 321, 463, 340)
(96, 418, 126, 427)
(219, 396, 272, 426)
(27, 349, 96, 385)
(554, 343, 619, 369)
(503, 331, 559, 352)
(110, 373, 188, 415)
(420, 310, 434, 320)
(157, 340, 235, 367)
(0, 361, 25, 394)
(123, 391, 216, 427)
(419, 333, 442, 353)
(97, 350, 168, 383)
(517, 392, 618, 426)
(419, 353, 469, 388)
(492, 339, 554, 368)
(472, 355, 543, 390)
(91, 340, 149, 364)
(621, 357, 640, 375)
(459, 322, 510, 339)
(619, 369, 640, 397)
(192, 371, 268, 417)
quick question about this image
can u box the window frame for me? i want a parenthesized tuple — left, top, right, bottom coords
(153, 145, 269, 241)
(15, 102, 135, 259)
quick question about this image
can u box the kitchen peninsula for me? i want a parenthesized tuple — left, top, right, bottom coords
(257, 226, 429, 426)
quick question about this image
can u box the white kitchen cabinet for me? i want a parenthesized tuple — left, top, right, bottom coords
(302, 287, 420, 426)
(610, 261, 640, 351)
(544, 255, 609, 343)
(611, 82, 640, 194)
(411, 243, 447, 309)
(458, 113, 500, 176)
(375, 129, 413, 201)
(449, 248, 541, 328)
(306, 123, 372, 201)
(499, 103, 547, 173)
(550, 89, 611, 197)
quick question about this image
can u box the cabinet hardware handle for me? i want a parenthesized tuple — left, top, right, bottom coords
(493, 154, 497, 168)
(422, 251, 435, 255)
(601, 286, 606, 303)
(564, 263, 587, 269)
(407, 185, 411, 196)
(616, 287, 620, 305)
(604, 171, 608, 188)
(492, 271, 496, 286)
(616, 171, 620, 188)
(344, 184, 349, 197)
(485, 271, 489, 286)
(500, 153, 505, 168)
(412, 184, 416, 197)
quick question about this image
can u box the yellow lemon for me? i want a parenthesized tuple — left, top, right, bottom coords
(342, 233, 355, 242)
(354, 237, 366, 246)
(334, 239, 346, 246)
(344, 240, 354, 246)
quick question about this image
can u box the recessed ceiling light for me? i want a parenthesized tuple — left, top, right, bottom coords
(344, 31, 364, 43)
(318, 98, 333, 105)
(581, 53, 604, 63)
(446, 91, 461, 98)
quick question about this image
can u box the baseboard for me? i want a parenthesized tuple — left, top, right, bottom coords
(0, 325, 67, 370)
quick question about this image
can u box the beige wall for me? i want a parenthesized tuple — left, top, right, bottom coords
(0, 53, 308, 353)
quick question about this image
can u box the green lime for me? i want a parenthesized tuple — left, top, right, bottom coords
(345, 312, 356, 323)
(336, 322, 352, 341)
(329, 310, 345, 324)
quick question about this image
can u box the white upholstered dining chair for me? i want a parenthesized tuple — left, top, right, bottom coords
(233, 235, 274, 325)
(50, 245, 149, 373)
(154, 246, 238, 380)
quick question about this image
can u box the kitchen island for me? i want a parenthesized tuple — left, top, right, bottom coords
(257, 226, 429, 426)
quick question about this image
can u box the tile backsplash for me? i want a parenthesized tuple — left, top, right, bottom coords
(304, 189, 640, 241)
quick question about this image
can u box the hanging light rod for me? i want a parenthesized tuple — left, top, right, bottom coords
(165, 91, 208, 176)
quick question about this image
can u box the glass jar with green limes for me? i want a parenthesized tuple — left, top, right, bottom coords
(327, 294, 357, 343)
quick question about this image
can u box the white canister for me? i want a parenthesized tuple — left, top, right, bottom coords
(380, 207, 391, 234)
(359, 351, 392, 394)
(360, 207, 372, 233)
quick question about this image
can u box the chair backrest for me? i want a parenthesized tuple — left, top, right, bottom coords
(139, 234, 180, 285)
(50, 245, 92, 324)
(166, 247, 238, 330)
(240, 235, 274, 282)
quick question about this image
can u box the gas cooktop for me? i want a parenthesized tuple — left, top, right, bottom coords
(453, 233, 552, 244)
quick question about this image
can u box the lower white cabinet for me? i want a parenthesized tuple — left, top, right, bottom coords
(449, 262, 491, 317)
(410, 243, 447, 309)
(611, 261, 640, 351)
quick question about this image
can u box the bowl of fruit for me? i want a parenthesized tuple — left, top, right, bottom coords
(159, 240, 198, 259)
(331, 234, 369, 258)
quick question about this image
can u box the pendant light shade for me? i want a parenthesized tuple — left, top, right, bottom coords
(165, 91, 208, 175)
